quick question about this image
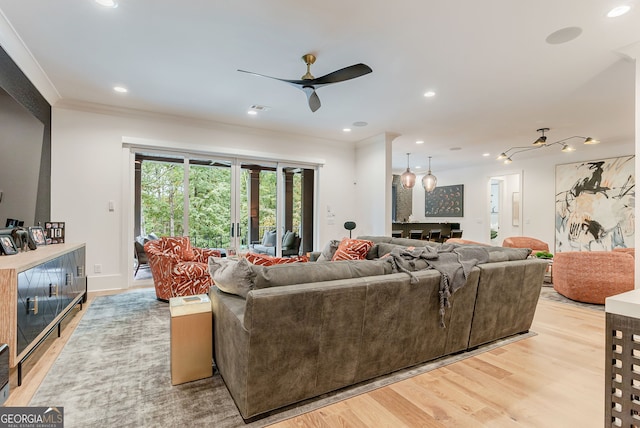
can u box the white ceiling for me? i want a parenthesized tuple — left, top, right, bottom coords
(0, 0, 638, 172)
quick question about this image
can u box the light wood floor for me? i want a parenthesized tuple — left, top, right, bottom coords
(4, 289, 605, 427)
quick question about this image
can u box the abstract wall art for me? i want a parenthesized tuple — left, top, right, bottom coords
(425, 184, 464, 217)
(555, 155, 635, 252)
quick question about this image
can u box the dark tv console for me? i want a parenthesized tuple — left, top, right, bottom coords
(0, 344, 8, 405)
(0, 243, 86, 387)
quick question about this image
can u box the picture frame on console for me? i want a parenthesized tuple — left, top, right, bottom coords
(28, 226, 47, 246)
(0, 235, 18, 255)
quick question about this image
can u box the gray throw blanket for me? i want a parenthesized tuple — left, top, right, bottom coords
(386, 243, 490, 327)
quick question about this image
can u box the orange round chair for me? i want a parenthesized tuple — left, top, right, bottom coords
(502, 236, 550, 254)
(552, 249, 634, 304)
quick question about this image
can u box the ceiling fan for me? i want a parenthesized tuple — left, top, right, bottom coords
(238, 54, 373, 112)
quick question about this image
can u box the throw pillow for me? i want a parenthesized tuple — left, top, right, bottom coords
(208, 256, 256, 298)
(316, 239, 341, 262)
(245, 252, 309, 266)
(262, 230, 277, 247)
(282, 230, 296, 249)
(332, 238, 374, 261)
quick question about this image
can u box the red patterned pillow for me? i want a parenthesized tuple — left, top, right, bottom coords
(161, 237, 195, 261)
(332, 238, 374, 261)
(245, 253, 309, 266)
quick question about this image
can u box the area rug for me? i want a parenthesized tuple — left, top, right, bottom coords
(538, 284, 604, 311)
(30, 287, 535, 428)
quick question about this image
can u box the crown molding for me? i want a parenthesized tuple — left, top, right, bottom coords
(0, 8, 60, 104)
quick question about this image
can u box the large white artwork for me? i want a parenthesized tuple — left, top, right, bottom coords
(555, 155, 635, 252)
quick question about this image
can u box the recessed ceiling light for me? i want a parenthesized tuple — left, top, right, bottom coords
(415, 166, 422, 169)
(416, 140, 425, 145)
(95, 0, 118, 8)
(424, 91, 436, 98)
(352, 121, 368, 127)
(450, 147, 462, 151)
(247, 110, 257, 116)
(343, 128, 351, 132)
(482, 153, 490, 157)
(113, 86, 128, 93)
(608, 5, 631, 17)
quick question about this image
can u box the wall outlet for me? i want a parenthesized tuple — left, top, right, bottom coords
(94, 264, 102, 274)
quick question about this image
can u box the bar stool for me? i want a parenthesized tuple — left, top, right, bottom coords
(450, 229, 463, 239)
(391, 230, 403, 238)
(428, 229, 441, 242)
(409, 230, 423, 240)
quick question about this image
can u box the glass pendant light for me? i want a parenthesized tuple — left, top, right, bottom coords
(422, 156, 437, 192)
(400, 153, 416, 189)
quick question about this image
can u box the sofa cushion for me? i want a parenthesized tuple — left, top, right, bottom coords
(483, 246, 531, 261)
(251, 258, 393, 289)
(373, 242, 414, 259)
(208, 257, 256, 298)
(332, 238, 374, 261)
(245, 253, 309, 266)
(316, 239, 341, 262)
(390, 237, 439, 248)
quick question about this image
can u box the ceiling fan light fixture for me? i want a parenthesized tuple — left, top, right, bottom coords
(422, 156, 438, 192)
(401, 153, 416, 189)
(583, 137, 600, 145)
(533, 128, 549, 146)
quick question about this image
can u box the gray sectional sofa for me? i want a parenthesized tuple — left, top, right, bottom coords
(209, 235, 547, 419)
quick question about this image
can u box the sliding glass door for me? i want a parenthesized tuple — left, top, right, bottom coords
(135, 152, 314, 266)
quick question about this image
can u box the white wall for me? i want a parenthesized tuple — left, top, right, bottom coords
(52, 106, 358, 291)
(354, 133, 394, 237)
(404, 141, 634, 250)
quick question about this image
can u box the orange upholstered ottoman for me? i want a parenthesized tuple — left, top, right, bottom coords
(552, 250, 634, 304)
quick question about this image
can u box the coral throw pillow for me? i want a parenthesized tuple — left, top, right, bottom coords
(332, 238, 374, 261)
(245, 253, 309, 266)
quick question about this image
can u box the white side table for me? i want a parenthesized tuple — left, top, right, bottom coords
(169, 294, 213, 385)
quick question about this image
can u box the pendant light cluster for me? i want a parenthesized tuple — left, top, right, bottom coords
(400, 153, 438, 192)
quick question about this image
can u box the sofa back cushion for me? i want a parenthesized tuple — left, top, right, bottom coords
(251, 258, 393, 289)
(316, 239, 341, 262)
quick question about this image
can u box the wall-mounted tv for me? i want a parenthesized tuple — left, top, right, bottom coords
(0, 86, 45, 227)
(0, 43, 51, 228)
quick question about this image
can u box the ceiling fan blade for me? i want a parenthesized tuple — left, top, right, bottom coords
(310, 63, 372, 85)
(301, 86, 321, 112)
(237, 69, 299, 84)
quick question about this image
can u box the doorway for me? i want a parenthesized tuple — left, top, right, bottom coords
(488, 172, 521, 245)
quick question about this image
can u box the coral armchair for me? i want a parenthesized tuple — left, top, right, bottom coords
(144, 236, 221, 301)
(553, 250, 634, 304)
(502, 236, 550, 254)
